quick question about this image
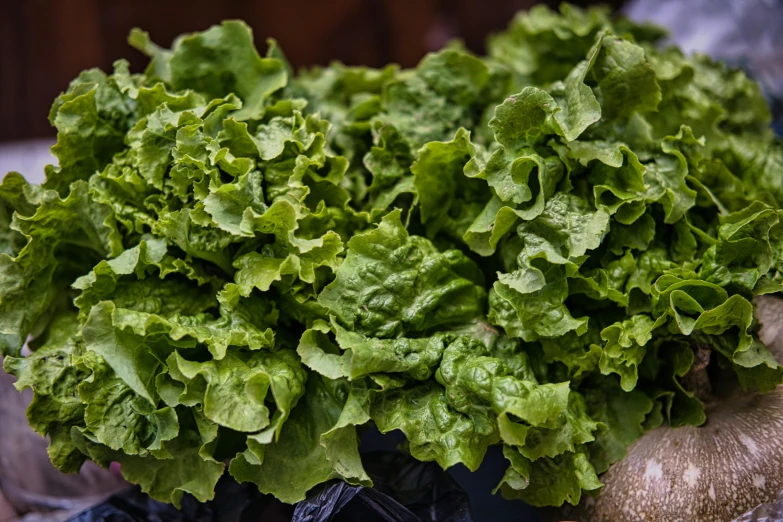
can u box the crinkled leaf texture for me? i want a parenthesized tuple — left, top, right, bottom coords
(2, 2, 783, 511)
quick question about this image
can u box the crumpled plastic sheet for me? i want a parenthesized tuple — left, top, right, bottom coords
(734, 493, 783, 522)
(65, 452, 473, 522)
(294, 452, 472, 522)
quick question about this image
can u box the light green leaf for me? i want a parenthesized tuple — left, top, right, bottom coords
(319, 210, 486, 337)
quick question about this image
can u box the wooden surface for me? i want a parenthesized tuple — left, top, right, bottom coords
(0, 0, 623, 142)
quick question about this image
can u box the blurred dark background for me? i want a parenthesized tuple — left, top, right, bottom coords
(0, 0, 627, 143)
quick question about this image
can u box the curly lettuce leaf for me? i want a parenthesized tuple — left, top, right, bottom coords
(229, 375, 370, 503)
(72, 409, 224, 508)
(319, 210, 486, 337)
(371, 380, 499, 472)
(0, 180, 122, 356)
(129, 21, 287, 120)
(3, 312, 90, 472)
(496, 444, 602, 507)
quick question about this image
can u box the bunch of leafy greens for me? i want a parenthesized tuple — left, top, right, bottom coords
(2, 4, 783, 508)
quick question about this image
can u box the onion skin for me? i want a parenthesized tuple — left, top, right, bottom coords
(561, 296, 783, 522)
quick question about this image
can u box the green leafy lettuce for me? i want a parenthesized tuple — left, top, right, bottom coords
(2, 4, 782, 509)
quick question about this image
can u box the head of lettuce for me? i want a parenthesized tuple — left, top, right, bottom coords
(2, 4, 783, 511)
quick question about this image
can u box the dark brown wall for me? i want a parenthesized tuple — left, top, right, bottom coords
(0, 0, 622, 142)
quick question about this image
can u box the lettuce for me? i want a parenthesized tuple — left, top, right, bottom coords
(2, 4, 782, 508)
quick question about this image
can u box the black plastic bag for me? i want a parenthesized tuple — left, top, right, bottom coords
(65, 477, 293, 522)
(293, 452, 472, 522)
(66, 452, 472, 522)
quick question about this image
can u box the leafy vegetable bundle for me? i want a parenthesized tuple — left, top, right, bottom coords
(2, 4, 783, 509)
